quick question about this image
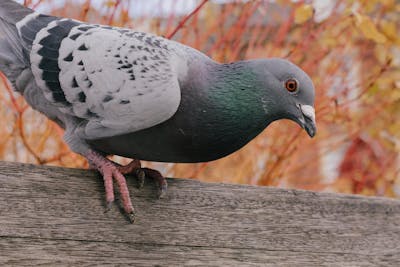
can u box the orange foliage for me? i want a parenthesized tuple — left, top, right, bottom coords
(338, 136, 386, 195)
(1, 0, 399, 198)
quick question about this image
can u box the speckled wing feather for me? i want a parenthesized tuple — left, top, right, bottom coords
(23, 15, 185, 139)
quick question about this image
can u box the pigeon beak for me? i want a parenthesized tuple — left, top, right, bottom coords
(298, 105, 317, 138)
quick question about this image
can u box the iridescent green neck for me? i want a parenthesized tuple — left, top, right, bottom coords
(206, 62, 271, 139)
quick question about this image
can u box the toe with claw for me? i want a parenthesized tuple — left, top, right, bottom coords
(86, 151, 168, 222)
(141, 168, 168, 198)
(116, 160, 168, 198)
(86, 151, 135, 222)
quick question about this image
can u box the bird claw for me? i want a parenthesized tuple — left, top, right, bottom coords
(158, 183, 168, 199)
(87, 152, 167, 222)
(136, 169, 146, 189)
(141, 167, 168, 199)
(118, 161, 168, 199)
(105, 201, 113, 213)
(127, 211, 136, 223)
(87, 151, 135, 222)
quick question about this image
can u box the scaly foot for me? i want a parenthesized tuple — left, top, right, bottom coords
(141, 167, 168, 199)
(86, 152, 168, 222)
(116, 160, 168, 198)
(86, 151, 135, 223)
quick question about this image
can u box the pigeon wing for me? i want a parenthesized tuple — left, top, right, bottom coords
(30, 21, 184, 139)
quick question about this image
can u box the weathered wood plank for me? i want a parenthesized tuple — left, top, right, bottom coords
(0, 237, 397, 267)
(0, 161, 399, 266)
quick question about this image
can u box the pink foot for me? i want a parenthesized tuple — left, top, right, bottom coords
(141, 167, 168, 199)
(116, 159, 146, 188)
(86, 152, 168, 222)
(116, 160, 168, 198)
(86, 151, 135, 223)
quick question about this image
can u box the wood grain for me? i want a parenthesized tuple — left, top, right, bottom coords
(0, 161, 399, 266)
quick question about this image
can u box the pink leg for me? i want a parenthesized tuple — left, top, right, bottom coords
(86, 151, 135, 223)
(86, 151, 168, 222)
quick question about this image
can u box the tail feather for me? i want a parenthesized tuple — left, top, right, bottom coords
(0, 18, 28, 64)
(0, 0, 33, 25)
(0, 0, 34, 91)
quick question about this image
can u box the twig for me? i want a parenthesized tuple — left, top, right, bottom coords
(230, 2, 262, 60)
(190, 162, 208, 179)
(42, 151, 71, 164)
(17, 115, 43, 164)
(0, 72, 23, 114)
(108, 0, 121, 25)
(0, 72, 43, 164)
(258, 129, 302, 185)
(80, 0, 92, 21)
(166, 0, 208, 39)
(32, 0, 44, 9)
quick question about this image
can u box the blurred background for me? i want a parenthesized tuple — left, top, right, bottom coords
(1, 0, 399, 197)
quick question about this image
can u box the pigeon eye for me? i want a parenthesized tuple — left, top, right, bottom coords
(285, 79, 298, 93)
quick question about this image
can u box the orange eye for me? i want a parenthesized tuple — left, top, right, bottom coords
(285, 79, 298, 93)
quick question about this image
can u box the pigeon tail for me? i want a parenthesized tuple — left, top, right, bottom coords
(0, 0, 33, 92)
(0, 0, 33, 25)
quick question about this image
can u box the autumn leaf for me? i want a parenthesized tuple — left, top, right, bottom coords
(380, 20, 398, 42)
(294, 4, 314, 24)
(381, 0, 396, 8)
(105, 0, 117, 8)
(354, 12, 387, 43)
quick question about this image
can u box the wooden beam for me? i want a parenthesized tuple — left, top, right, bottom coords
(0, 161, 399, 266)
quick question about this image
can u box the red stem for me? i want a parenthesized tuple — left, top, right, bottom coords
(108, 0, 121, 25)
(166, 0, 209, 39)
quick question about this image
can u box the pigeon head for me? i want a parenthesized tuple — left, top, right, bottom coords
(252, 58, 316, 137)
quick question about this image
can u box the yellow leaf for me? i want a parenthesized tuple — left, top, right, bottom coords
(321, 37, 337, 48)
(105, 0, 116, 8)
(294, 5, 314, 25)
(390, 88, 400, 101)
(354, 12, 387, 43)
(367, 83, 379, 96)
(364, 1, 378, 13)
(381, 20, 397, 41)
(381, 0, 395, 8)
(375, 44, 389, 64)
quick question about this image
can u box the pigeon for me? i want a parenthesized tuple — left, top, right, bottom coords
(0, 0, 316, 222)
